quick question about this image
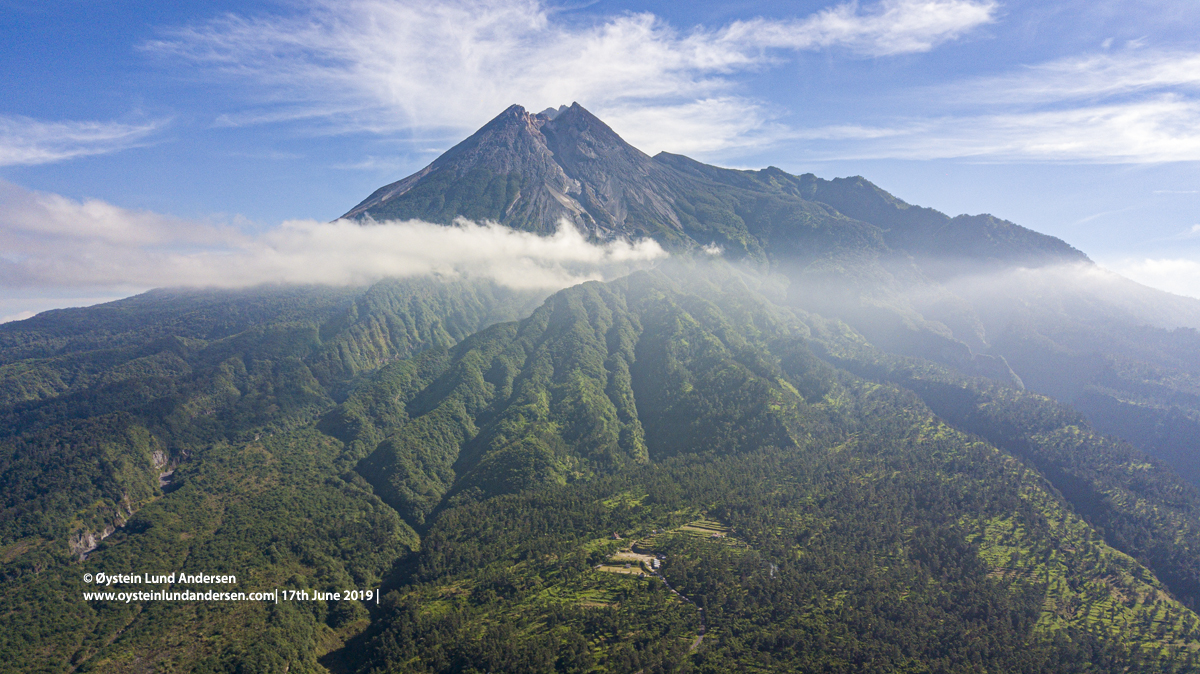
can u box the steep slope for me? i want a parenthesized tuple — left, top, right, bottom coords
(0, 278, 544, 557)
(322, 265, 1200, 672)
(342, 104, 1200, 491)
(341, 104, 1088, 272)
(341, 269, 822, 526)
(342, 103, 688, 243)
(5, 263, 1200, 672)
(651, 152, 1090, 270)
(334, 104, 1070, 376)
(338, 264, 1200, 609)
(0, 278, 551, 673)
(343, 103, 892, 262)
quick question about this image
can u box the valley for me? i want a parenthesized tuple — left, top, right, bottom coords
(2, 104, 1199, 673)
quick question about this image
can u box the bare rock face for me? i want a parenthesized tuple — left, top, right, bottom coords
(340, 103, 684, 240)
(340, 102, 1091, 268)
(68, 493, 136, 560)
(68, 530, 100, 560)
(68, 524, 117, 560)
(538, 103, 683, 238)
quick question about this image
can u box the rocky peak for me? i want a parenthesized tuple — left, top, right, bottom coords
(538, 104, 569, 120)
(431, 104, 557, 175)
(339, 102, 674, 236)
(340, 104, 566, 222)
(337, 102, 1087, 269)
(542, 103, 653, 169)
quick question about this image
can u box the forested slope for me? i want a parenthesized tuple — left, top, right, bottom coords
(1, 276, 543, 547)
(339, 103, 1200, 494)
(5, 263, 1199, 672)
(5, 99, 1200, 672)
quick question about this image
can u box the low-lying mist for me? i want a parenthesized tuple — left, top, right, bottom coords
(921, 260, 1200, 332)
(0, 182, 666, 294)
(5, 180, 1200, 342)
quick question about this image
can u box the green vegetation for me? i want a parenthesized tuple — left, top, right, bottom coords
(3, 262, 1199, 672)
(7, 102, 1200, 672)
(345, 102, 1200, 496)
(341, 381, 1200, 672)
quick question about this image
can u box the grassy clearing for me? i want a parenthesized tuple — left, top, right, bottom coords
(678, 519, 730, 537)
(595, 514, 746, 581)
(595, 565, 649, 576)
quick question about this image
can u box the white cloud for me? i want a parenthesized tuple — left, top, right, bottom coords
(142, 0, 995, 155)
(943, 49, 1200, 162)
(600, 98, 791, 156)
(1105, 257, 1200, 299)
(0, 296, 132, 324)
(144, 0, 1200, 164)
(1163, 224, 1200, 240)
(821, 94, 1200, 162)
(0, 182, 665, 292)
(330, 156, 413, 172)
(0, 310, 36, 324)
(0, 115, 164, 166)
(721, 0, 997, 57)
(954, 50, 1200, 105)
(794, 48, 1200, 163)
(0, 181, 242, 248)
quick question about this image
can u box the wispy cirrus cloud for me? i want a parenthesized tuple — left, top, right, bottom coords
(598, 98, 791, 156)
(0, 182, 665, 292)
(795, 48, 1200, 163)
(142, 0, 996, 156)
(721, 0, 997, 56)
(0, 115, 165, 166)
(816, 94, 1200, 162)
(139, 0, 1200, 164)
(954, 50, 1200, 104)
(1162, 224, 1200, 241)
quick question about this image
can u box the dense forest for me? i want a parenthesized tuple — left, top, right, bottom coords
(2, 262, 1200, 672)
(4, 107, 1200, 671)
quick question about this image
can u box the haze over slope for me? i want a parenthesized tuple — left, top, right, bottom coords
(3, 103, 1200, 672)
(344, 102, 1200, 489)
(5, 261, 1200, 672)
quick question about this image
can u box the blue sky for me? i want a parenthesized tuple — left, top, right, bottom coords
(1, 0, 1199, 320)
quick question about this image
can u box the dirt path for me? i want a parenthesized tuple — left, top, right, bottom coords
(607, 538, 708, 653)
(652, 570, 705, 653)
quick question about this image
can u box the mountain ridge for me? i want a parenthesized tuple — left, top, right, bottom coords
(342, 103, 1088, 272)
(337, 102, 1200, 514)
(5, 105, 1200, 672)
(342, 103, 687, 242)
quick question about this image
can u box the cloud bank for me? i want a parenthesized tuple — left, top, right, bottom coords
(143, 0, 995, 156)
(0, 182, 666, 293)
(0, 115, 165, 166)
